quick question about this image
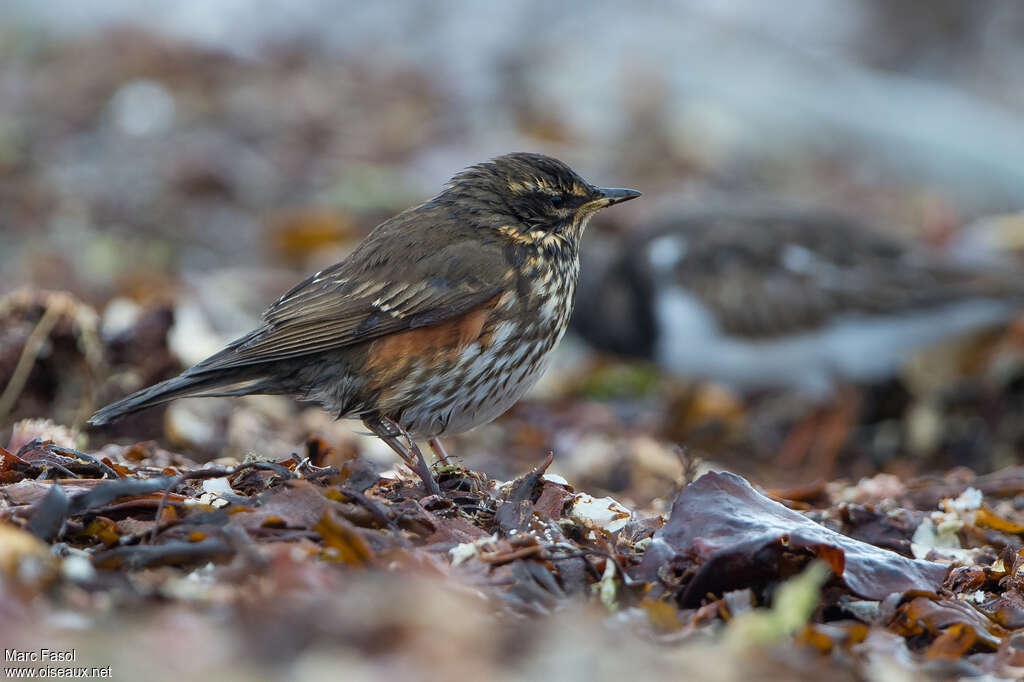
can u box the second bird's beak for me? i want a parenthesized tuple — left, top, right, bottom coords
(592, 187, 642, 208)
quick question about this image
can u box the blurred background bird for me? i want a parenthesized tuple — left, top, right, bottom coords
(575, 209, 1024, 394)
(572, 208, 1024, 480)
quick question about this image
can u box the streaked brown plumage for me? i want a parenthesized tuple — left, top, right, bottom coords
(90, 153, 640, 493)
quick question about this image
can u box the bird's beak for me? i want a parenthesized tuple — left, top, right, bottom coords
(591, 187, 642, 209)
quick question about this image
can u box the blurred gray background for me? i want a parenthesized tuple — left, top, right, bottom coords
(3, 1, 1024, 294)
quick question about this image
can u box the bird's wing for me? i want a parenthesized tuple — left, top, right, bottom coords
(195, 211, 514, 371)
(645, 213, 1017, 338)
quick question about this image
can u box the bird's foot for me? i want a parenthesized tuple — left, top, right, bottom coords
(363, 415, 442, 497)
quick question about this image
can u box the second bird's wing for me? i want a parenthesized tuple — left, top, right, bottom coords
(640, 212, 1020, 338)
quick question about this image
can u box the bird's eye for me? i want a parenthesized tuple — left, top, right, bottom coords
(549, 194, 565, 208)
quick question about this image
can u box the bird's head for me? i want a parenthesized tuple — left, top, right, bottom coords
(442, 152, 641, 246)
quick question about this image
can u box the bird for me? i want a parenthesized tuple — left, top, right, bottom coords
(90, 153, 641, 495)
(571, 208, 1024, 477)
(573, 208, 1023, 397)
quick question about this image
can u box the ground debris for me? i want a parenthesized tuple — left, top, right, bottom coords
(2, 428, 1024, 678)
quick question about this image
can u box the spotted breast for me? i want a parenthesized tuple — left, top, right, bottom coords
(355, 236, 580, 439)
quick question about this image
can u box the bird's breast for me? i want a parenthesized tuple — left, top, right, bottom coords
(517, 250, 579, 337)
(362, 251, 579, 431)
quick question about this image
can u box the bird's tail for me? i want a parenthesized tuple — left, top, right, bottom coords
(89, 367, 268, 426)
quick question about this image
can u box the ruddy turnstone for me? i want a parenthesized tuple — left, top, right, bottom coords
(573, 209, 1023, 397)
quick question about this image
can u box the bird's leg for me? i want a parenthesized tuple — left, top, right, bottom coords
(363, 415, 442, 497)
(428, 438, 451, 463)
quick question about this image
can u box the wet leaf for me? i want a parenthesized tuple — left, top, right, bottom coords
(314, 509, 374, 566)
(890, 595, 1005, 652)
(92, 538, 234, 570)
(636, 472, 948, 605)
(26, 482, 70, 541)
(83, 517, 120, 547)
(926, 622, 977, 660)
(973, 506, 1024, 534)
